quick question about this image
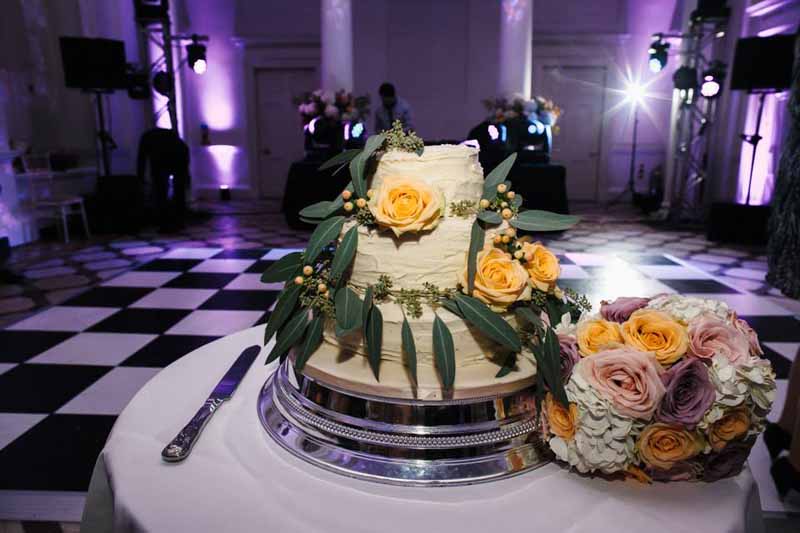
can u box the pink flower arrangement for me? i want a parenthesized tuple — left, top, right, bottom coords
(540, 295, 776, 483)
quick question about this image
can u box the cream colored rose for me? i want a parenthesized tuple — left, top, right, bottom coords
(369, 176, 443, 237)
(459, 244, 531, 311)
(518, 237, 560, 292)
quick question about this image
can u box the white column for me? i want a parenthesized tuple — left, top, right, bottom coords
(321, 0, 354, 92)
(497, 0, 533, 98)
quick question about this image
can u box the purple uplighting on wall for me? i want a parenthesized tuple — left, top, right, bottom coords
(207, 144, 240, 187)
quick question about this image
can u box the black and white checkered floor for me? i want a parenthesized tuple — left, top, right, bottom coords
(1, 247, 799, 526)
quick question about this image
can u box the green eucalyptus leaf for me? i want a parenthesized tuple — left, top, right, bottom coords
(532, 328, 568, 406)
(294, 311, 324, 371)
(511, 194, 523, 209)
(440, 298, 464, 318)
(454, 293, 521, 352)
(264, 283, 301, 343)
(304, 216, 345, 264)
(349, 153, 367, 198)
(319, 148, 362, 171)
(363, 133, 387, 159)
(467, 220, 484, 295)
(330, 226, 358, 284)
(432, 314, 456, 390)
(483, 153, 517, 198)
(365, 305, 383, 380)
(510, 210, 580, 232)
(265, 308, 309, 364)
(334, 287, 362, 332)
(261, 252, 302, 283)
(515, 306, 544, 333)
(495, 352, 518, 378)
(299, 201, 334, 220)
(401, 316, 417, 386)
(299, 216, 324, 225)
(477, 210, 502, 225)
(362, 285, 374, 326)
(415, 146, 425, 157)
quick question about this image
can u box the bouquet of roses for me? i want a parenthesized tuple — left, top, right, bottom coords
(293, 89, 370, 125)
(541, 294, 776, 483)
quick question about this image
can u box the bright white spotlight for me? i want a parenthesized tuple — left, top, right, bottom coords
(351, 122, 364, 139)
(625, 82, 646, 106)
(649, 57, 663, 73)
(700, 79, 720, 98)
(488, 124, 499, 141)
(192, 58, 207, 75)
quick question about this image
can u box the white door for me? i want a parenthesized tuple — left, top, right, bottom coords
(255, 67, 317, 199)
(537, 66, 606, 202)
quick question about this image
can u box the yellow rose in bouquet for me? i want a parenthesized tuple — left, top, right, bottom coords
(576, 318, 623, 357)
(708, 407, 750, 451)
(637, 423, 703, 470)
(622, 309, 688, 366)
(369, 176, 443, 237)
(544, 393, 578, 440)
(517, 237, 560, 292)
(459, 244, 531, 311)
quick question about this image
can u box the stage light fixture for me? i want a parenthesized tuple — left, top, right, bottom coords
(673, 66, 698, 91)
(186, 35, 207, 75)
(152, 70, 172, 97)
(351, 122, 364, 139)
(648, 36, 669, 73)
(488, 124, 499, 141)
(700, 61, 726, 98)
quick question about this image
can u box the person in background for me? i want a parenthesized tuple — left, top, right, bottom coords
(766, 349, 800, 498)
(375, 83, 413, 133)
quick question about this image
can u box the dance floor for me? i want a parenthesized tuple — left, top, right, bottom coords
(0, 205, 798, 529)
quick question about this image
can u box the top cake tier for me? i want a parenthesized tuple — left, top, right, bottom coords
(348, 144, 484, 291)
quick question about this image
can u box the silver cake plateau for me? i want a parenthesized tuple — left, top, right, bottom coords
(257, 360, 551, 486)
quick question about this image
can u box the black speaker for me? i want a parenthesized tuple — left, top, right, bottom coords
(730, 35, 795, 92)
(59, 37, 128, 91)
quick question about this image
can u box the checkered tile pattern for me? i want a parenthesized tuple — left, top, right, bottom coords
(0, 248, 798, 522)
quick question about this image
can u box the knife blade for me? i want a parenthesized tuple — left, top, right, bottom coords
(161, 344, 261, 463)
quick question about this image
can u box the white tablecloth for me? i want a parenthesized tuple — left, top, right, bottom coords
(81, 326, 765, 533)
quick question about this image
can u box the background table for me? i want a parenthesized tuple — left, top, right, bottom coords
(82, 325, 765, 533)
(282, 160, 351, 230)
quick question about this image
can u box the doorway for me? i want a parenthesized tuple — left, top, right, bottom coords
(537, 65, 607, 202)
(254, 67, 317, 199)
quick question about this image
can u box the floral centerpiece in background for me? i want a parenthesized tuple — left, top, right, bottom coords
(482, 93, 562, 131)
(540, 293, 776, 483)
(293, 89, 370, 126)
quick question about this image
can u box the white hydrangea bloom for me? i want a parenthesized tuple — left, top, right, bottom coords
(736, 356, 776, 411)
(706, 354, 749, 408)
(553, 311, 577, 336)
(647, 295, 730, 323)
(549, 372, 640, 474)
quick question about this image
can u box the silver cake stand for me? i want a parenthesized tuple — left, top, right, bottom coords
(257, 361, 551, 486)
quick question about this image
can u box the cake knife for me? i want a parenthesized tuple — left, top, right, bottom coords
(161, 344, 261, 463)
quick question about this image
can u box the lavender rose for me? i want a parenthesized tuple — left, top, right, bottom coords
(655, 358, 715, 428)
(688, 314, 750, 366)
(702, 438, 754, 482)
(600, 296, 650, 323)
(558, 334, 580, 380)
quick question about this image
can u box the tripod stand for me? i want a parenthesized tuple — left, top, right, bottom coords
(740, 91, 769, 206)
(609, 102, 640, 205)
(87, 90, 116, 177)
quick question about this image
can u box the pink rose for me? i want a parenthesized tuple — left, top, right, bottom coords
(579, 348, 666, 419)
(730, 314, 764, 357)
(688, 314, 750, 365)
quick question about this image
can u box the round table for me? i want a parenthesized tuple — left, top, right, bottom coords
(81, 326, 765, 533)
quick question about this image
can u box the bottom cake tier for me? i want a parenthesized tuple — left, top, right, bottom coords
(258, 360, 550, 486)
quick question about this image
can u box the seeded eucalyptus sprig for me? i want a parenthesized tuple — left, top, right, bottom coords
(382, 119, 424, 154)
(449, 200, 478, 217)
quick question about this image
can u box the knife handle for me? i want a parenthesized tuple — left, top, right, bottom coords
(161, 398, 225, 462)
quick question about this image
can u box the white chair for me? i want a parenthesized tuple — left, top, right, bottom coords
(21, 153, 90, 243)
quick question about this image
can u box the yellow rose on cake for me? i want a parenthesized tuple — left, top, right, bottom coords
(459, 244, 531, 311)
(517, 237, 560, 292)
(621, 309, 688, 367)
(369, 176, 443, 237)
